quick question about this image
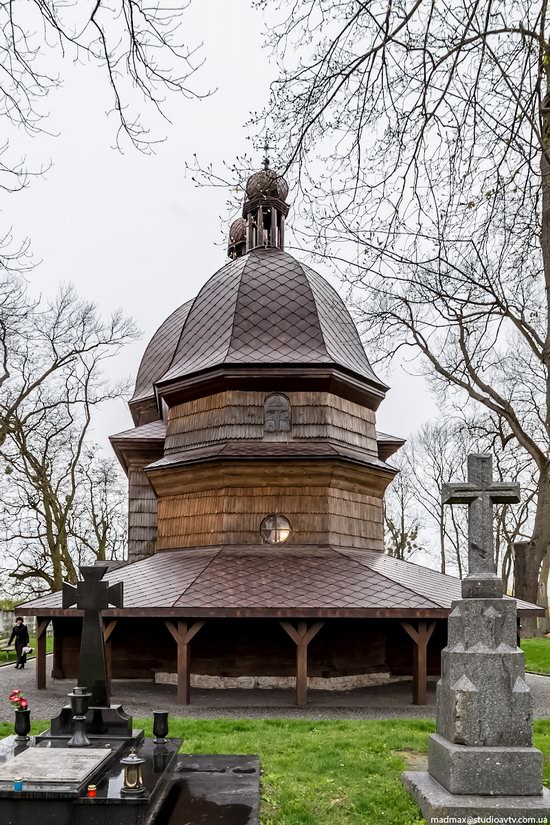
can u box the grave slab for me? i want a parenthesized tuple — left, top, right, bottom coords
(0, 747, 111, 788)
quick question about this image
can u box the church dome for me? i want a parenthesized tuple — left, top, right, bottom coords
(245, 168, 289, 201)
(130, 247, 386, 418)
(228, 217, 247, 244)
(131, 300, 193, 407)
(159, 246, 382, 386)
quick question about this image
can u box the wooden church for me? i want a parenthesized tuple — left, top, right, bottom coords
(21, 165, 542, 705)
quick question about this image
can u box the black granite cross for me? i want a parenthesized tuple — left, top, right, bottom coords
(442, 453, 520, 598)
(62, 564, 123, 707)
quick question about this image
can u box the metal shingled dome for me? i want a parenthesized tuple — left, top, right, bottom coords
(131, 300, 194, 404)
(133, 247, 384, 403)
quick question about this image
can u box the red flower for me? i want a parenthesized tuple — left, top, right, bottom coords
(8, 689, 28, 710)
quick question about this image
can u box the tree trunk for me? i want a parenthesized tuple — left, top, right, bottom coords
(515, 468, 550, 635)
(439, 505, 446, 574)
(538, 549, 550, 634)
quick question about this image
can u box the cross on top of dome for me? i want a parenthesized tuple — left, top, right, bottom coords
(262, 135, 271, 170)
(228, 143, 290, 259)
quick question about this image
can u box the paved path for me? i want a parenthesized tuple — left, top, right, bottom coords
(1, 657, 548, 722)
(0, 660, 550, 721)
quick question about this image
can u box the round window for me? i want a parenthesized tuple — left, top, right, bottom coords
(260, 514, 292, 545)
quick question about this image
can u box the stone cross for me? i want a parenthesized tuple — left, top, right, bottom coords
(63, 564, 123, 707)
(442, 453, 520, 598)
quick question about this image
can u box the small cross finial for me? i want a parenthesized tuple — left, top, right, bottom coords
(262, 134, 271, 170)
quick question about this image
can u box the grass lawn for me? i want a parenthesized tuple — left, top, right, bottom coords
(1, 718, 550, 824)
(522, 636, 550, 674)
(0, 634, 54, 665)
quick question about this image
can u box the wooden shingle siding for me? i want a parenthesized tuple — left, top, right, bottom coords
(155, 484, 383, 550)
(165, 390, 378, 453)
(128, 465, 157, 562)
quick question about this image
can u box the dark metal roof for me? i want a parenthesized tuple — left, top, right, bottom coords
(146, 441, 396, 473)
(130, 300, 193, 406)
(20, 546, 542, 616)
(110, 421, 166, 442)
(150, 248, 385, 392)
(376, 431, 406, 461)
(376, 431, 406, 444)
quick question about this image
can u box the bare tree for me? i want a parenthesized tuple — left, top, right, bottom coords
(1, 2, 204, 155)
(0, 283, 136, 596)
(409, 421, 467, 577)
(69, 451, 127, 565)
(254, 0, 550, 620)
(0, 2, 206, 277)
(384, 451, 423, 560)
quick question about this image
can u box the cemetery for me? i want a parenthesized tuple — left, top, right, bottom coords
(2, 3, 550, 824)
(0, 165, 549, 823)
(0, 562, 260, 825)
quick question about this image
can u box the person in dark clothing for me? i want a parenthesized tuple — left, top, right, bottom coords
(8, 617, 29, 669)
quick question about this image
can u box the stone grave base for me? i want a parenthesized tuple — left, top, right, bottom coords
(403, 771, 550, 819)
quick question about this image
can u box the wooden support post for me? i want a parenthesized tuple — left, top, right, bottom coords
(165, 620, 205, 705)
(103, 619, 118, 695)
(36, 618, 51, 690)
(280, 620, 324, 706)
(52, 620, 64, 679)
(401, 620, 437, 705)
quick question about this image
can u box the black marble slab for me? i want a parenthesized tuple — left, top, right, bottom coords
(150, 755, 260, 825)
(0, 736, 180, 824)
(0, 739, 260, 825)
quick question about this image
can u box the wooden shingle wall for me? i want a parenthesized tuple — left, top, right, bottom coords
(128, 465, 158, 562)
(164, 391, 378, 453)
(149, 389, 389, 551)
(155, 483, 384, 550)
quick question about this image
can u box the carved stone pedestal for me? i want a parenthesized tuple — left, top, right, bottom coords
(404, 597, 550, 818)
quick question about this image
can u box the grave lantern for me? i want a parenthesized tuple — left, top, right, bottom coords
(120, 749, 145, 796)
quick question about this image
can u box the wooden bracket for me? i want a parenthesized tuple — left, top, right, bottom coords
(165, 620, 205, 646)
(164, 620, 205, 705)
(103, 619, 118, 644)
(280, 620, 324, 706)
(401, 620, 437, 705)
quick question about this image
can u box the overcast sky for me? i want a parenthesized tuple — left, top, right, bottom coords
(8, 0, 437, 453)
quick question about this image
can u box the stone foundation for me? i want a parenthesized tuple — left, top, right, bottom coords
(403, 772, 550, 819)
(154, 671, 405, 690)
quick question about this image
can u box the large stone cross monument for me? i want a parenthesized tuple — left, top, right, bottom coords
(404, 453, 550, 818)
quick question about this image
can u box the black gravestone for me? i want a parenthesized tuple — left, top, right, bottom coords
(62, 564, 122, 707)
(46, 564, 134, 740)
(1, 563, 261, 823)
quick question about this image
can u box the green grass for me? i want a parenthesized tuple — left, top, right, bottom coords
(522, 636, 550, 674)
(0, 635, 53, 664)
(1, 718, 550, 824)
